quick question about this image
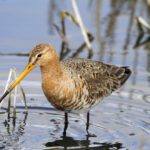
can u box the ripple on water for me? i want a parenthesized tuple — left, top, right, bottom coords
(0, 0, 150, 149)
(0, 89, 150, 150)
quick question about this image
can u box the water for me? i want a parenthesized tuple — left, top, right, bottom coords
(0, 0, 150, 149)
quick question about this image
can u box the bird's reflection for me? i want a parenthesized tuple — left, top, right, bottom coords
(45, 120, 123, 150)
(45, 134, 123, 150)
(45, 135, 89, 149)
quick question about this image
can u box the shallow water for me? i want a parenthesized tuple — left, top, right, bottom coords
(0, 0, 150, 149)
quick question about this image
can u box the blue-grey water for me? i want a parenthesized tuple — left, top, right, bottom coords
(0, 0, 150, 149)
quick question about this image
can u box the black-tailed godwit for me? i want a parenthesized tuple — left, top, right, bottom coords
(0, 43, 132, 135)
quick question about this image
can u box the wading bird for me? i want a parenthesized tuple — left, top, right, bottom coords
(0, 43, 131, 135)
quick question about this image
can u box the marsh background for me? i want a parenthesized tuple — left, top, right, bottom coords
(0, 0, 150, 149)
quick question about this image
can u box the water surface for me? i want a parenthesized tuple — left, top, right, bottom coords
(0, 0, 150, 149)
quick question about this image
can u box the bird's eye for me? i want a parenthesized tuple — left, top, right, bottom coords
(37, 54, 42, 58)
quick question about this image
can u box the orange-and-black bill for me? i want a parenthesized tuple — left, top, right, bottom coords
(0, 63, 35, 103)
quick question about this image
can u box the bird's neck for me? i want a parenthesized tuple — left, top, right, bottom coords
(40, 58, 74, 104)
(40, 58, 63, 80)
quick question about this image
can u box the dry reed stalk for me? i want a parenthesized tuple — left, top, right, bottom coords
(0, 68, 27, 115)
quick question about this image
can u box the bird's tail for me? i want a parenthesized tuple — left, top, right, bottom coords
(120, 66, 132, 85)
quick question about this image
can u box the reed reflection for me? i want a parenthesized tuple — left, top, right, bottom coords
(1, 112, 28, 149)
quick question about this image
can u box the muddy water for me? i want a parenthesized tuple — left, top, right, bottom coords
(0, 0, 150, 149)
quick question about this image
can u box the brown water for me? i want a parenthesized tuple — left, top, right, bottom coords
(0, 0, 150, 149)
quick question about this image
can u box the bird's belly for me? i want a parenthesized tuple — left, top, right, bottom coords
(42, 80, 102, 112)
(42, 84, 75, 111)
(45, 92, 101, 113)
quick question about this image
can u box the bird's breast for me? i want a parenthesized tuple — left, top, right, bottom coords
(41, 76, 75, 110)
(41, 75, 91, 112)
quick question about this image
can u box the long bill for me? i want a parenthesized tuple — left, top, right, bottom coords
(0, 63, 35, 103)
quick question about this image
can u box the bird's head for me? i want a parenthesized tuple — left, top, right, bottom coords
(29, 43, 57, 67)
(0, 43, 57, 102)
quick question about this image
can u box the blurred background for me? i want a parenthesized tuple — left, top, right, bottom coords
(0, 0, 150, 149)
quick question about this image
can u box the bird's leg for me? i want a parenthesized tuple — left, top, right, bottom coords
(63, 112, 68, 136)
(86, 111, 90, 134)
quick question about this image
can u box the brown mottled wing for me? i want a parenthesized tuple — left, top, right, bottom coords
(62, 58, 131, 99)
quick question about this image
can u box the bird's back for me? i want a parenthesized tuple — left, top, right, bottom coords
(61, 58, 131, 102)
